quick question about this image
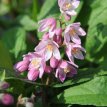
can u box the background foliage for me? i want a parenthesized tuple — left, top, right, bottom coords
(0, 0, 107, 107)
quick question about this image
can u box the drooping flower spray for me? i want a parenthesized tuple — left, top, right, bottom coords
(14, 0, 86, 83)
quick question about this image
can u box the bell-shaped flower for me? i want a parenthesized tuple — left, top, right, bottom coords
(56, 60, 77, 82)
(35, 40, 61, 61)
(58, 0, 80, 17)
(66, 43, 86, 62)
(64, 22, 86, 44)
(28, 53, 46, 81)
(38, 18, 57, 32)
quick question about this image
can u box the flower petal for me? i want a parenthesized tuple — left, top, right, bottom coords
(53, 47, 61, 60)
(45, 49, 52, 61)
(58, 69, 66, 82)
(71, 34, 81, 44)
(28, 69, 39, 81)
(39, 66, 44, 78)
(76, 27, 86, 36)
(73, 50, 84, 60)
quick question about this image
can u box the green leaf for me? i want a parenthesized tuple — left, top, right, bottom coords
(53, 76, 107, 106)
(1, 27, 27, 60)
(0, 40, 13, 70)
(0, 70, 6, 81)
(37, 0, 59, 20)
(17, 15, 38, 31)
(85, 0, 107, 63)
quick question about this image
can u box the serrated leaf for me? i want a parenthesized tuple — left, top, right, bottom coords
(53, 76, 107, 106)
(85, 0, 107, 63)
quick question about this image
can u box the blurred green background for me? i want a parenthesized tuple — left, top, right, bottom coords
(0, 0, 107, 107)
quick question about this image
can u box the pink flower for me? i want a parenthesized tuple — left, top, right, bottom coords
(38, 18, 57, 32)
(35, 40, 61, 61)
(58, 0, 80, 17)
(66, 43, 86, 62)
(28, 53, 46, 81)
(56, 60, 77, 82)
(0, 93, 14, 105)
(64, 22, 86, 44)
(14, 52, 46, 81)
(14, 54, 30, 73)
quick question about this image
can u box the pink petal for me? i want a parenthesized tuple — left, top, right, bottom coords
(77, 27, 86, 36)
(35, 41, 47, 52)
(58, 69, 66, 82)
(45, 66, 52, 73)
(72, 0, 80, 9)
(28, 69, 39, 81)
(60, 60, 68, 69)
(50, 57, 59, 68)
(71, 34, 81, 44)
(73, 50, 84, 60)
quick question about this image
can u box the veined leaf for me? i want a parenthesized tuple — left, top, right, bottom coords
(53, 76, 107, 106)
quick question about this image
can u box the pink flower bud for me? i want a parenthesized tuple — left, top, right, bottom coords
(53, 28, 63, 45)
(0, 93, 14, 105)
(27, 69, 39, 81)
(14, 60, 29, 73)
(0, 81, 10, 90)
(45, 66, 52, 73)
(50, 57, 59, 68)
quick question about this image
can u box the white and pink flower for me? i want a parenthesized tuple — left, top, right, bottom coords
(38, 18, 57, 32)
(64, 22, 86, 44)
(58, 0, 80, 19)
(56, 60, 77, 82)
(66, 43, 86, 62)
(35, 40, 61, 61)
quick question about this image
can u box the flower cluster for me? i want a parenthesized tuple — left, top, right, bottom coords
(14, 0, 86, 82)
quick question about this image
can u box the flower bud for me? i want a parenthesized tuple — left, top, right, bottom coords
(0, 93, 14, 105)
(45, 66, 52, 73)
(14, 60, 29, 73)
(53, 28, 63, 45)
(0, 81, 10, 90)
(50, 57, 59, 68)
